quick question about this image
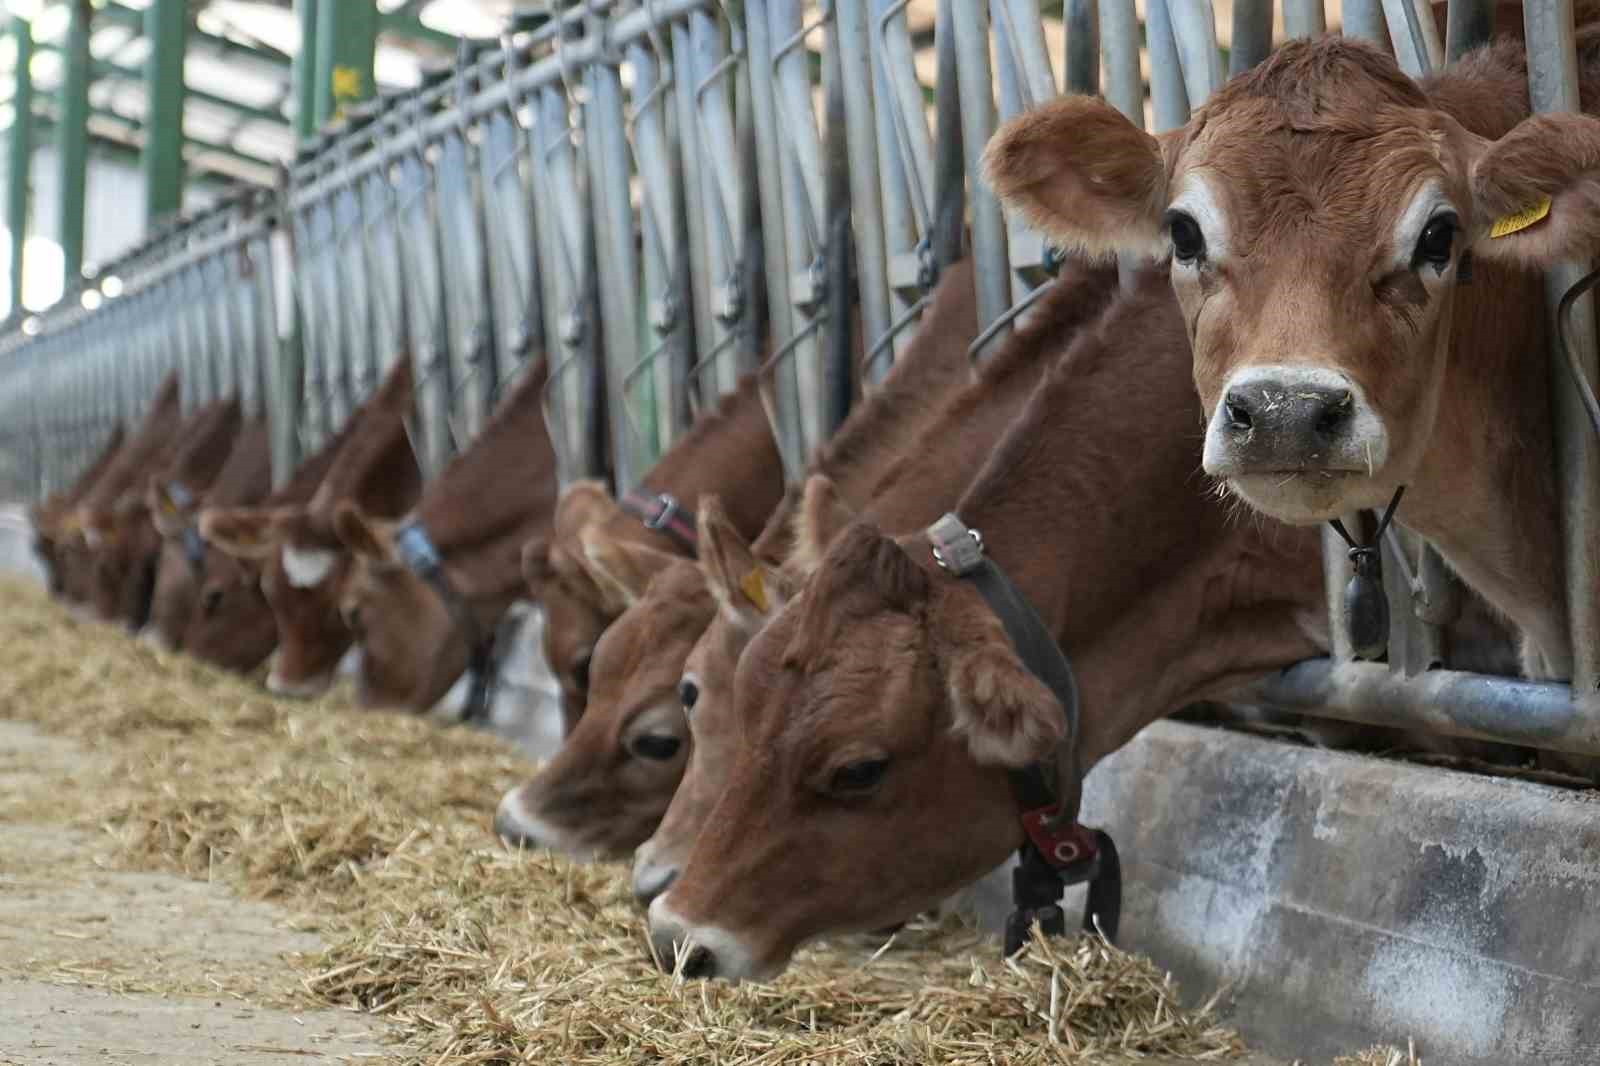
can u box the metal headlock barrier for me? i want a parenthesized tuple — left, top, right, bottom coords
(1, 0, 1597, 761)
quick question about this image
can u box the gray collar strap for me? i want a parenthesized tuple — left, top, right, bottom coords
(925, 512, 1121, 955)
(394, 519, 497, 724)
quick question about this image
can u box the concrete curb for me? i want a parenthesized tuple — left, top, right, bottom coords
(1073, 720, 1600, 1064)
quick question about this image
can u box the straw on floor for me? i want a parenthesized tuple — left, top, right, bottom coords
(0, 577, 1415, 1064)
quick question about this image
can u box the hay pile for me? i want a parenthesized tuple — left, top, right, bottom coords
(0, 577, 1412, 1064)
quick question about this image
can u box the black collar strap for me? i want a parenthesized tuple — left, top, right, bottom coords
(394, 520, 497, 724)
(621, 491, 698, 555)
(1327, 485, 1404, 662)
(926, 513, 1122, 955)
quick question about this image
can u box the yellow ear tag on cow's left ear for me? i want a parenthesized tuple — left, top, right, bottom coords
(1489, 195, 1552, 239)
(739, 568, 770, 613)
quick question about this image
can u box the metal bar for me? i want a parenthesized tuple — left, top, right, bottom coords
(1526, 0, 1600, 698)
(1064, 0, 1100, 93)
(57, 0, 91, 287)
(8, 16, 32, 317)
(951, 0, 1011, 344)
(1382, 0, 1440, 75)
(1146, 0, 1191, 132)
(1446, 0, 1496, 59)
(1229, 0, 1273, 73)
(315, 0, 377, 126)
(287, 0, 718, 211)
(1099, 0, 1143, 125)
(1340, 0, 1391, 47)
(141, 0, 187, 226)
(1251, 660, 1588, 756)
(294, 0, 319, 140)
(1170, 0, 1224, 106)
(1282, 0, 1327, 38)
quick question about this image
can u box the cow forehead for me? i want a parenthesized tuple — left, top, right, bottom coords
(1176, 107, 1458, 258)
(281, 543, 340, 588)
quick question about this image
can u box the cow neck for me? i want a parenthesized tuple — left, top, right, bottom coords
(631, 371, 786, 548)
(907, 273, 1325, 768)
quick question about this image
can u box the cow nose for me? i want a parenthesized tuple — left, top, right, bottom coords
(493, 791, 537, 848)
(1222, 379, 1354, 442)
(632, 861, 679, 906)
(647, 918, 717, 979)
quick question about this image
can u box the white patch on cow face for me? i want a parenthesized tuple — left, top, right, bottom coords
(1166, 171, 1231, 266)
(281, 544, 338, 589)
(1389, 179, 1457, 274)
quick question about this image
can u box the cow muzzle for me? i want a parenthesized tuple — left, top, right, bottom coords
(1202, 366, 1389, 522)
(646, 897, 769, 982)
(630, 843, 679, 905)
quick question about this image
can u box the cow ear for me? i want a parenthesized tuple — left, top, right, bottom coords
(147, 480, 188, 538)
(199, 507, 277, 560)
(521, 535, 556, 599)
(554, 479, 623, 536)
(937, 591, 1066, 767)
(789, 475, 856, 578)
(984, 95, 1174, 262)
(1470, 112, 1600, 264)
(699, 496, 784, 627)
(578, 529, 679, 609)
(333, 502, 397, 563)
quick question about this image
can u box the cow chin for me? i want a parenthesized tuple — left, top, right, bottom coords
(265, 658, 336, 700)
(1223, 469, 1394, 524)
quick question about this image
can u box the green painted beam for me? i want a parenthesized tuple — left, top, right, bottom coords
(56, 0, 90, 286)
(141, 0, 187, 226)
(315, 0, 377, 126)
(293, 0, 317, 140)
(8, 17, 33, 316)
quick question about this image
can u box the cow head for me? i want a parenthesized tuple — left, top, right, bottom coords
(520, 480, 677, 729)
(81, 494, 162, 630)
(201, 505, 352, 698)
(984, 37, 1600, 525)
(632, 498, 796, 905)
(180, 547, 278, 674)
(495, 514, 710, 858)
(334, 504, 484, 711)
(647, 481, 1058, 980)
(144, 479, 208, 651)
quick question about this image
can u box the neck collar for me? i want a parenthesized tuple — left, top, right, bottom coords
(621, 491, 698, 555)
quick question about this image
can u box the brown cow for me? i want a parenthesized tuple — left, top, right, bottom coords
(520, 369, 786, 727)
(75, 374, 186, 628)
(142, 396, 245, 650)
(202, 358, 422, 697)
(185, 417, 336, 674)
(981, 25, 1600, 683)
(31, 422, 126, 604)
(644, 271, 1337, 981)
(333, 360, 559, 713)
(490, 260, 1120, 859)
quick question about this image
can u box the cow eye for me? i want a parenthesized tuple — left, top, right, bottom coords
(678, 678, 699, 713)
(632, 734, 682, 761)
(1416, 215, 1456, 268)
(1165, 210, 1206, 264)
(829, 758, 889, 796)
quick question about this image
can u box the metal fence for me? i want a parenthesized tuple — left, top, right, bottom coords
(0, 0, 1592, 759)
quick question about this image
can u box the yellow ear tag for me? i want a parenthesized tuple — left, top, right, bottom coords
(739, 568, 770, 613)
(1489, 195, 1552, 239)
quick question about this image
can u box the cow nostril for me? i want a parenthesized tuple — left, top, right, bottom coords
(1224, 398, 1253, 432)
(1315, 391, 1354, 437)
(680, 945, 715, 979)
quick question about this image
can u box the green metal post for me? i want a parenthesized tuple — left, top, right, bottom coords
(8, 16, 33, 315)
(142, 0, 188, 226)
(57, 0, 91, 287)
(314, 0, 377, 127)
(294, 0, 319, 140)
